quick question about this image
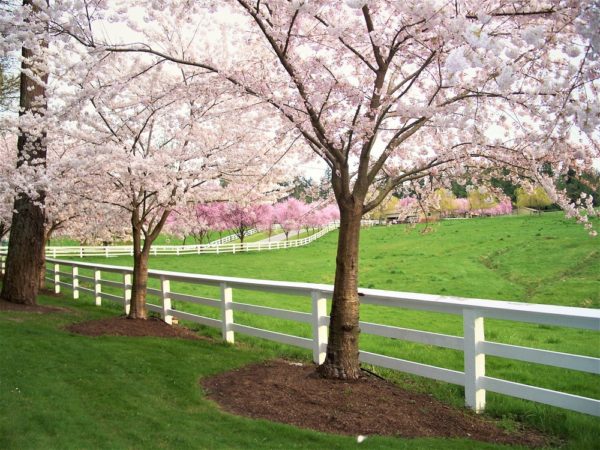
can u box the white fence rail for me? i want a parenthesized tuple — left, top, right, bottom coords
(0, 224, 338, 258)
(2, 255, 598, 416)
(207, 228, 259, 246)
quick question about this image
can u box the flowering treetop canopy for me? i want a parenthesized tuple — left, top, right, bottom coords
(2, 1, 599, 229)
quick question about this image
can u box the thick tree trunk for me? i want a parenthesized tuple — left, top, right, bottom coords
(1, 9, 48, 304)
(1, 194, 46, 304)
(129, 225, 149, 320)
(127, 208, 171, 320)
(318, 206, 363, 379)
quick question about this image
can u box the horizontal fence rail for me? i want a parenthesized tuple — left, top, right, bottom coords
(2, 254, 598, 417)
(206, 228, 259, 246)
(0, 224, 341, 258)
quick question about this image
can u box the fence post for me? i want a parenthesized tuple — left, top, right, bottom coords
(161, 277, 172, 325)
(72, 266, 79, 299)
(52, 248, 56, 258)
(79, 248, 83, 258)
(94, 270, 102, 306)
(220, 282, 234, 343)
(463, 309, 486, 413)
(53, 263, 61, 294)
(311, 291, 328, 364)
(0, 256, 5, 276)
(123, 273, 131, 315)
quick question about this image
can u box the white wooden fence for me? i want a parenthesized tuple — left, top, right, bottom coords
(0, 224, 339, 258)
(3, 255, 595, 417)
(206, 228, 259, 246)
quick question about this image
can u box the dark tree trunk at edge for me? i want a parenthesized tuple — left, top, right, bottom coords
(1, 194, 46, 304)
(1, 2, 48, 305)
(317, 206, 363, 380)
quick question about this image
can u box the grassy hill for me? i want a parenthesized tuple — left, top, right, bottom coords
(89, 212, 599, 307)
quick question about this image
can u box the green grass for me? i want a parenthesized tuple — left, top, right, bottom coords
(0, 293, 524, 450)
(83, 213, 598, 306)
(4, 212, 599, 448)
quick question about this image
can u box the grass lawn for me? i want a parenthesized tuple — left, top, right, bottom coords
(3, 212, 599, 448)
(0, 293, 529, 450)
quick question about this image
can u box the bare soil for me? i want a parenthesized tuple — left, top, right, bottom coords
(66, 316, 207, 340)
(0, 297, 70, 313)
(202, 359, 551, 447)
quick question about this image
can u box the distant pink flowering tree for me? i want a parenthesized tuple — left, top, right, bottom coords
(304, 203, 340, 232)
(165, 204, 214, 245)
(273, 198, 308, 240)
(320, 204, 341, 224)
(454, 198, 471, 216)
(255, 204, 277, 241)
(222, 203, 263, 244)
(206, 203, 230, 241)
(484, 199, 513, 216)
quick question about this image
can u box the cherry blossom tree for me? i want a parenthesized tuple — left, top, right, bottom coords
(206, 202, 231, 242)
(165, 203, 215, 245)
(62, 50, 293, 320)
(222, 203, 264, 244)
(321, 203, 341, 224)
(0, 134, 17, 242)
(255, 203, 277, 241)
(60, 203, 129, 246)
(32, 0, 600, 376)
(273, 198, 308, 240)
(0, 0, 50, 304)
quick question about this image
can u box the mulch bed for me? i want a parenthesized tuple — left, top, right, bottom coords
(66, 316, 206, 340)
(202, 359, 551, 447)
(0, 297, 70, 314)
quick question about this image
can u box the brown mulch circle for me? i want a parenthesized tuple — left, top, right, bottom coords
(0, 297, 70, 314)
(66, 316, 207, 340)
(202, 359, 551, 447)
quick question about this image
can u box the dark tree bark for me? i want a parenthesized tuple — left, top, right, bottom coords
(127, 207, 171, 320)
(129, 222, 151, 319)
(1, 0, 48, 305)
(318, 199, 364, 379)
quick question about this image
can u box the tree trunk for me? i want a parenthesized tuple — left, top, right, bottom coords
(1, 194, 46, 304)
(129, 224, 149, 320)
(1, 6, 48, 304)
(318, 206, 363, 379)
